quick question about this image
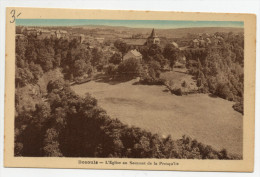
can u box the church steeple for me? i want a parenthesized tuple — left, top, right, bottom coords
(149, 28, 158, 38)
(147, 28, 160, 46)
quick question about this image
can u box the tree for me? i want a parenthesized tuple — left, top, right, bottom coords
(114, 40, 130, 56)
(54, 54, 61, 67)
(15, 67, 34, 87)
(47, 79, 65, 93)
(133, 136, 151, 158)
(105, 64, 117, 76)
(43, 128, 63, 157)
(154, 54, 167, 67)
(16, 39, 26, 61)
(148, 44, 162, 56)
(25, 43, 37, 63)
(109, 52, 122, 65)
(73, 59, 91, 77)
(140, 44, 167, 67)
(29, 62, 43, 83)
(215, 83, 234, 100)
(163, 44, 180, 68)
(37, 48, 54, 72)
(148, 61, 161, 79)
(91, 47, 103, 67)
(33, 102, 51, 126)
(117, 58, 143, 77)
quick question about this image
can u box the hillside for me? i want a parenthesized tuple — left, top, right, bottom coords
(76, 25, 244, 38)
(71, 77, 243, 155)
(157, 27, 244, 38)
(77, 25, 243, 32)
(29, 25, 244, 39)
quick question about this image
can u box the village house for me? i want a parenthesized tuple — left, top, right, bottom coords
(199, 39, 206, 48)
(95, 37, 105, 43)
(83, 36, 95, 43)
(206, 37, 212, 45)
(16, 34, 26, 40)
(24, 27, 38, 36)
(38, 29, 51, 34)
(16, 26, 26, 34)
(55, 30, 68, 39)
(178, 39, 190, 47)
(123, 49, 142, 62)
(190, 37, 213, 48)
(216, 36, 224, 45)
(36, 29, 54, 39)
(70, 34, 85, 43)
(171, 41, 179, 48)
(191, 39, 200, 48)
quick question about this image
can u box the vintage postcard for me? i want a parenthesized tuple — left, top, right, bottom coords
(4, 7, 256, 171)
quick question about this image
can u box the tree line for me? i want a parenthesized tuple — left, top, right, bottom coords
(184, 32, 244, 113)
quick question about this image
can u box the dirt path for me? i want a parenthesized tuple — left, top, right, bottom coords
(71, 78, 243, 156)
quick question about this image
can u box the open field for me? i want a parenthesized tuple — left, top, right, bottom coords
(71, 76, 243, 156)
(161, 68, 198, 92)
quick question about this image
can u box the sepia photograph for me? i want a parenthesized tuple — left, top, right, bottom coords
(14, 19, 244, 159)
(4, 8, 256, 171)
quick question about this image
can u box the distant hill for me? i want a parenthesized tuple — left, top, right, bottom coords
(75, 25, 244, 38)
(21, 24, 243, 39)
(156, 27, 244, 38)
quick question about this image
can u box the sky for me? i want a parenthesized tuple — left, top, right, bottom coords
(16, 19, 244, 29)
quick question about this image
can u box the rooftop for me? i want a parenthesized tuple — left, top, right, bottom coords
(123, 38, 146, 46)
(129, 49, 142, 57)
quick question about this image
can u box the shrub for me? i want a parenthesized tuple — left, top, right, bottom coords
(171, 88, 182, 96)
(182, 80, 187, 88)
(215, 83, 234, 101)
(117, 58, 143, 77)
(105, 64, 117, 76)
(109, 52, 122, 65)
(232, 101, 243, 114)
(47, 79, 65, 93)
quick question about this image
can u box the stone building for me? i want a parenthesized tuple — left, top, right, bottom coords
(146, 28, 160, 46)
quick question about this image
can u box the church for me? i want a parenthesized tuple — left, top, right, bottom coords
(123, 28, 160, 47)
(146, 28, 160, 46)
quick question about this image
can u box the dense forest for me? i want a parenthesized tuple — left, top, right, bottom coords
(15, 32, 243, 159)
(183, 32, 244, 113)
